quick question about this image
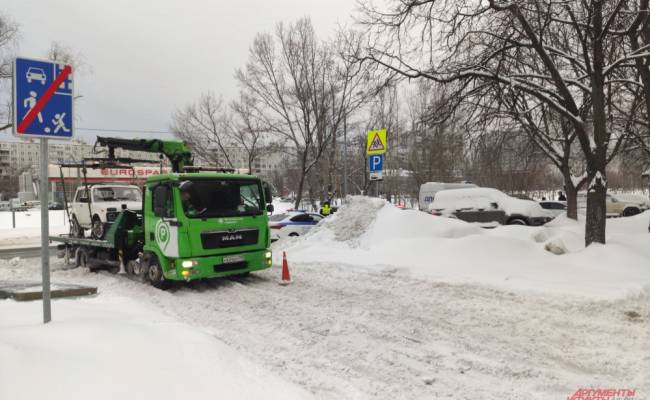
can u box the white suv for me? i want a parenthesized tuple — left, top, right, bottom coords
(69, 184, 142, 239)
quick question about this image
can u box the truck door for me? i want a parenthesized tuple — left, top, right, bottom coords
(147, 184, 180, 258)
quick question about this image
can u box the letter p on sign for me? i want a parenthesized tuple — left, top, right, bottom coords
(369, 154, 384, 172)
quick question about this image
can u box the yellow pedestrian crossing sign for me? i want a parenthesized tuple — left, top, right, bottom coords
(366, 129, 387, 155)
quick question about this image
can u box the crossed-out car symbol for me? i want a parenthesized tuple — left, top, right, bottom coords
(26, 67, 46, 85)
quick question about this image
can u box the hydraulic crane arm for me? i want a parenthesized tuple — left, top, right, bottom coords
(94, 136, 194, 173)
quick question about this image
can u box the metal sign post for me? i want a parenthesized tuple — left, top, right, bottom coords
(13, 57, 74, 323)
(40, 138, 51, 322)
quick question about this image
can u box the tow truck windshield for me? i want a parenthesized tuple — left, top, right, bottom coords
(181, 179, 263, 218)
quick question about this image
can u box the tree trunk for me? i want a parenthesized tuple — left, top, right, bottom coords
(585, 179, 607, 246)
(585, 4, 608, 246)
(564, 181, 578, 220)
(294, 171, 307, 209)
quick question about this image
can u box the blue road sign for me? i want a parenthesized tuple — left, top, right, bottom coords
(369, 154, 384, 172)
(13, 57, 74, 140)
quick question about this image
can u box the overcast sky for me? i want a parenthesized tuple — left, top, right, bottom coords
(3, 0, 356, 142)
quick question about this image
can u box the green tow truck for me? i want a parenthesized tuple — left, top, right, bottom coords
(51, 136, 274, 288)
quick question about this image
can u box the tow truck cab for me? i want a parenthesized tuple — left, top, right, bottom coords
(142, 172, 273, 282)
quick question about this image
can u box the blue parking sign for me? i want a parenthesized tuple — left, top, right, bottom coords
(13, 57, 74, 140)
(369, 154, 384, 172)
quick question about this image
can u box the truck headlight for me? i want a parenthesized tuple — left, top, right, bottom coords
(181, 260, 198, 268)
(265, 251, 272, 259)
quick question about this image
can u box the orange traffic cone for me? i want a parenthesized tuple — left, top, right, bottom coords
(280, 251, 291, 285)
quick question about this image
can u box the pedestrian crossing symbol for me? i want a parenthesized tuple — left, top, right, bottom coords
(366, 129, 387, 155)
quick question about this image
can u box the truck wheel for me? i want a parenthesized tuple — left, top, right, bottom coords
(507, 218, 527, 226)
(75, 247, 89, 270)
(70, 215, 84, 238)
(146, 255, 168, 290)
(91, 216, 105, 239)
(126, 260, 138, 275)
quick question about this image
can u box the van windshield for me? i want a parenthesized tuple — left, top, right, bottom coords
(180, 179, 263, 218)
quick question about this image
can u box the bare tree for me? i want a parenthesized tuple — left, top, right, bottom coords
(360, 0, 647, 245)
(0, 13, 18, 132)
(225, 93, 272, 174)
(170, 93, 235, 169)
(236, 18, 369, 208)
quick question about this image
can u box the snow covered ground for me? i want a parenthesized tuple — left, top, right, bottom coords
(0, 295, 312, 400)
(0, 210, 67, 248)
(1, 196, 649, 399)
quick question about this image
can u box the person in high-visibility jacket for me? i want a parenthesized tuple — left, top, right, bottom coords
(320, 201, 331, 216)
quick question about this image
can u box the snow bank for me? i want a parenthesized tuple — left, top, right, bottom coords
(278, 197, 650, 299)
(0, 210, 68, 248)
(0, 296, 313, 400)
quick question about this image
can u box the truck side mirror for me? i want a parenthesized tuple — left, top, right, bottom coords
(266, 204, 274, 214)
(263, 182, 273, 204)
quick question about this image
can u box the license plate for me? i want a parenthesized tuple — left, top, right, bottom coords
(222, 255, 245, 264)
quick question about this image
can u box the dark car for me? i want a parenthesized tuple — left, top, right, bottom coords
(48, 202, 64, 210)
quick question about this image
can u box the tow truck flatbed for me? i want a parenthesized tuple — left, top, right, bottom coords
(49, 235, 114, 249)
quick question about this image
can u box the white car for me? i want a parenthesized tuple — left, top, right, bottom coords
(69, 184, 142, 239)
(26, 67, 46, 84)
(269, 211, 324, 241)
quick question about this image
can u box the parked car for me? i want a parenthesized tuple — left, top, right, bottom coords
(48, 201, 64, 210)
(429, 188, 552, 226)
(611, 193, 650, 211)
(418, 182, 477, 211)
(577, 193, 643, 217)
(69, 184, 142, 239)
(539, 200, 567, 218)
(268, 211, 324, 241)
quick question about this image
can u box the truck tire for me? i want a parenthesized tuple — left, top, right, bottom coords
(506, 218, 527, 226)
(145, 253, 168, 290)
(75, 247, 89, 270)
(91, 215, 105, 239)
(70, 215, 84, 238)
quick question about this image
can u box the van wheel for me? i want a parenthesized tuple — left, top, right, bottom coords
(70, 215, 83, 238)
(91, 216, 105, 239)
(146, 254, 168, 290)
(507, 218, 527, 226)
(289, 232, 299, 237)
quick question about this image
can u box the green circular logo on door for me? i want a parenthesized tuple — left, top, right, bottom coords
(156, 220, 170, 249)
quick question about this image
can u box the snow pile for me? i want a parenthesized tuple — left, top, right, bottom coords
(315, 196, 386, 245)
(278, 197, 650, 299)
(0, 296, 313, 400)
